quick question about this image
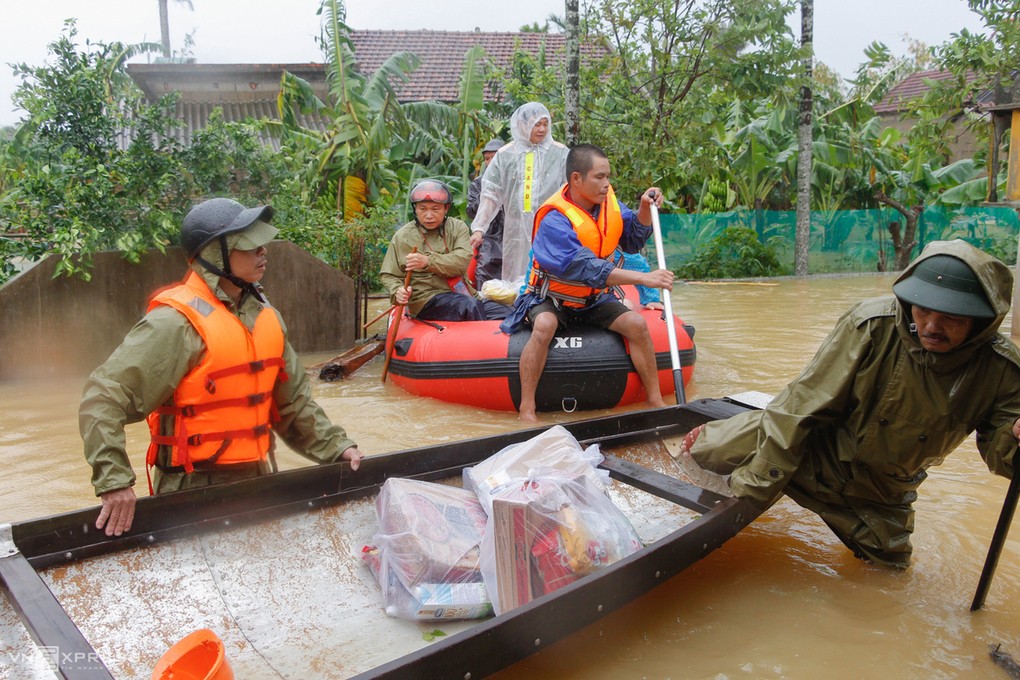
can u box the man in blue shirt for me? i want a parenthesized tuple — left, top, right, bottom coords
(500, 144, 675, 422)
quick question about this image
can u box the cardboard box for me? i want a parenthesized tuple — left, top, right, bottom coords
(491, 493, 535, 612)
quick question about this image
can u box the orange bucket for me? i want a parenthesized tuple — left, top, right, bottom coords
(151, 628, 234, 680)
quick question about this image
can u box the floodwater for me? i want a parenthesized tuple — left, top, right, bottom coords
(2, 274, 1018, 679)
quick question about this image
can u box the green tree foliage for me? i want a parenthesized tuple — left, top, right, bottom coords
(0, 22, 290, 283)
(677, 226, 789, 279)
(277, 0, 501, 221)
(577, 0, 800, 203)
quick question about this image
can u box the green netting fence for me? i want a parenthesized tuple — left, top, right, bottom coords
(654, 205, 1020, 273)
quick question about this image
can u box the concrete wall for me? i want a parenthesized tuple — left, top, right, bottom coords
(0, 242, 356, 381)
(877, 112, 982, 162)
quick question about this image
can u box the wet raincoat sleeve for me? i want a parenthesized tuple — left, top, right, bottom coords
(692, 306, 874, 503)
(79, 307, 202, 496)
(470, 158, 506, 237)
(974, 355, 1020, 478)
(469, 105, 569, 284)
(467, 176, 482, 219)
(272, 311, 357, 463)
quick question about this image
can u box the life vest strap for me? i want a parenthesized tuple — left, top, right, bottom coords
(183, 423, 270, 447)
(527, 270, 602, 308)
(205, 357, 286, 393)
(149, 423, 270, 473)
(153, 391, 273, 418)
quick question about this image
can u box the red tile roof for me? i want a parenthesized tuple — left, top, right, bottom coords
(874, 69, 977, 113)
(349, 30, 602, 102)
(124, 30, 608, 147)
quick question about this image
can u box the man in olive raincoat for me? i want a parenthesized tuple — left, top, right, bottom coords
(80, 198, 364, 537)
(683, 239, 1020, 567)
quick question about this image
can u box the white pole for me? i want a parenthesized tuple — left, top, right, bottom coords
(649, 200, 685, 404)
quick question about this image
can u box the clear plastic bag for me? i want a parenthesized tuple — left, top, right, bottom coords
(478, 278, 519, 305)
(478, 471, 643, 616)
(463, 425, 609, 516)
(364, 478, 493, 620)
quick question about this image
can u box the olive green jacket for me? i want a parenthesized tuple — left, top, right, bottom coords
(80, 259, 356, 497)
(691, 240, 1019, 566)
(380, 217, 474, 316)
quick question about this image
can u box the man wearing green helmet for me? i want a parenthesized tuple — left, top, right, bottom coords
(679, 239, 1019, 568)
(80, 198, 365, 537)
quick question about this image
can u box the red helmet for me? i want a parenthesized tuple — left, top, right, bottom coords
(409, 179, 452, 206)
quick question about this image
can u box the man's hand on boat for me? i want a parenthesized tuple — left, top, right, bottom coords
(94, 447, 363, 536)
(97, 487, 137, 536)
(341, 446, 364, 471)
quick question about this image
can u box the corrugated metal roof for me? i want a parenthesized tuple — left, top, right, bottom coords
(119, 97, 327, 151)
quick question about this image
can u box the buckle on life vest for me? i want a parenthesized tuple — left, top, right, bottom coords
(248, 360, 265, 373)
(253, 424, 269, 437)
(180, 405, 197, 418)
(247, 393, 266, 406)
(205, 378, 216, 394)
(187, 434, 203, 446)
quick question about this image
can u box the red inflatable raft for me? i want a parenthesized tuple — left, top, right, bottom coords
(384, 288, 696, 413)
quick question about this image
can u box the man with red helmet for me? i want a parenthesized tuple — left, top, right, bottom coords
(381, 179, 509, 321)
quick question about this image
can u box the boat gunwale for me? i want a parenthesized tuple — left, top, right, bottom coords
(2, 397, 759, 680)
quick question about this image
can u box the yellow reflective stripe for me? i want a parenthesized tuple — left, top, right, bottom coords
(523, 152, 535, 212)
(563, 206, 584, 226)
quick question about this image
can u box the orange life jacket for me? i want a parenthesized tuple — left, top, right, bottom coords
(526, 184, 624, 307)
(145, 271, 286, 478)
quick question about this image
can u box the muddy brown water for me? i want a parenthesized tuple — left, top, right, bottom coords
(1, 274, 1017, 679)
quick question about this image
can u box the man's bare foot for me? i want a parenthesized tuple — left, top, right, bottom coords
(518, 409, 539, 424)
(647, 397, 668, 409)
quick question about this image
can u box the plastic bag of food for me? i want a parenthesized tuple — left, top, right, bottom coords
(362, 545, 493, 620)
(463, 425, 609, 516)
(478, 471, 643, 615)
(364, 478, 492, 620)
(479, 278, 519, 305)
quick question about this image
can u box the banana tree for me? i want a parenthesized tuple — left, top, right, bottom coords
(711, 99, 793, 212)
(275, 0, 419, 218)
(398, 44, 499, 208)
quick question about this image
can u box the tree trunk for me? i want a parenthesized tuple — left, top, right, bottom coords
(159, 0, 171, 57)
(794, 0, 813, 276)
(564, 0, 580, 147)
(875, 192, 921, 270)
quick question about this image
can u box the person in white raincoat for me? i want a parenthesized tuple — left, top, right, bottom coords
(469, 102, 569, 286)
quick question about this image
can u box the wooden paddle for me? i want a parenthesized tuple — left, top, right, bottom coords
(362, 304, 396, 330)
(380, 248, 416, 383)
(649, 196, 686, 405)
(971, 463, 1020, 610)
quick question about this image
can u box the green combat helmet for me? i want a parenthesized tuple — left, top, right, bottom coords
(893, 254, 995, 318)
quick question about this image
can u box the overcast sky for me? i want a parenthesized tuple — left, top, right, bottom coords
(0, 0, 987, 128)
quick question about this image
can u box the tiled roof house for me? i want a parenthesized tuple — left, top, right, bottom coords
(873, 69, 986, 161)
(127, 30, 603, 148)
